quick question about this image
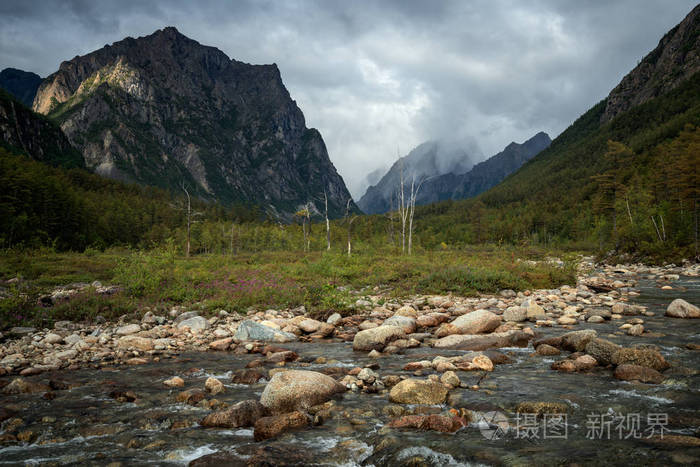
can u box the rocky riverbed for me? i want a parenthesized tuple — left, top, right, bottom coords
(1, 260, 699, 465)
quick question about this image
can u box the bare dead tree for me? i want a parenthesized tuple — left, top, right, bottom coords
(345, 199, 358, 257)
(176, 182, 202, 257)
(295, 206, 311, 252)
(407, 174, 428, 255)
(651, 215, 664, 243)
(397, 156, 408, 254)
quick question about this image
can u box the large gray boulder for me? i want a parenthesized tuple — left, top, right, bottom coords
(177, 316, 210, 331)
(585, 338, 621, 366)
(200, 400, 268, 428)
(352, 325, 405, 351)
(234, 320, 297, 343)
(666, 299, 700, 318)
(435, 310, 501, 337)
(260, 370, 345, 414)
(388, 378, 448, 404)
(434, 330, 532, 350)
(560, 329, 597, 352)
(503, 306, 527, 322)
(383, 315, 417, 333)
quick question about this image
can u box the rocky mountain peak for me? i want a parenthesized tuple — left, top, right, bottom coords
(0, 68, 42, 107)
(31, 28, 355, 219)
(601, 5, 700, 123)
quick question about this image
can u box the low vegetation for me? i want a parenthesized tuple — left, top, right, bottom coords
(0, 246, 576, 330)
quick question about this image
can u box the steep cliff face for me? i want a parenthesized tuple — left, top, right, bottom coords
(357, 140, 476, 214)
(420, 132, 551, 204)
(602, 4, 700, 123)
(0, 68, 42, 108)
(33, 27, 354, 219)
(0, 88, 82, 168)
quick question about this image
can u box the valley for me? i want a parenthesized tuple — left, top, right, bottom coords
(1, 2, 699, 466)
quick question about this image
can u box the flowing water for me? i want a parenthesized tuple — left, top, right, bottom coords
(1, 277, 699, 466)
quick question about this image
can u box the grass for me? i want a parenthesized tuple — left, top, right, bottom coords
(0, 245, 578, 330)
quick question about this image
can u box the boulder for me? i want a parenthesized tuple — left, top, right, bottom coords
(383, 316, 417, 334)
(117, 335, 154, 351)
(254, 411, 308, 441)
(388, 378, 448, 404)
(177, 316, 210, 332)
(43, 333, 63, 344)
(231, 369, 265, 385)
(536, 344, 560, 356)
(326, 313, 342, 325)
(612, 347, 669, 371)
(352, 325, 405, 351)
(614, 364, 664, 384)
(434, 330, 532, 350)
(573, 355, 597, 371)
(176, 389, 205, 405)
(560, 329, 597, 352)
(205, 377, 224, 395)
(585, 338, 621, 366)
(260, 370, 345, 415)
(666, 299, 700, 318)
(387, 414, 464, 433)
(395, 305, 417, 317)
(503, 307, 527, 322)
(435, 310, 500, 337)
(209, 337, 233, 351)
(201, 400, 268, 428)
(298, 319, 322, 334)
(526, 303, 546, 321)
(440, 371, 460, 388)
(115, 324, 141, 336)
(164, 376, 185, 388)
(234, 320, 297, 343)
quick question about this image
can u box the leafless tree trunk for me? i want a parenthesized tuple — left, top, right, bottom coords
(660, 213, 666, 241)
(625, 196, 633, 224)
(398, 157, 408, 254)
(407, 175, 427, 255)
(345, 199, 357, 257)
(651, 216, 664, 243)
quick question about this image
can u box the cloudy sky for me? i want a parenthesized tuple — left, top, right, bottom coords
(0, 0, 696, 198)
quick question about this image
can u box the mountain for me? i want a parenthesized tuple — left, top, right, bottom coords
(0, 68, 42, 107)
(0, 88, 83, 168)
(32, 27, 355, 219)
(357, 139, 478, 214)
(417, 132, 551, 205)
(602, 6, 700, 122)
(413, 5, 700, 258)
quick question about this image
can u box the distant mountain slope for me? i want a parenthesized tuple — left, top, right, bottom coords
(413, 5, 700, 258)
(357, 140, 477, 214)
(32, 27, 355, 219)
(602, 5, 700, 122)
(0, 88, 83, 168)
(418, 132, 551, 205)
(0, 68, 42, 107)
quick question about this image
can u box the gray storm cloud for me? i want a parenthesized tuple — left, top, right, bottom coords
(0, 0, 695, 198)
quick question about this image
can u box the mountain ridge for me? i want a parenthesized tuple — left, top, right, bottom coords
(32, 26, 355, 219)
